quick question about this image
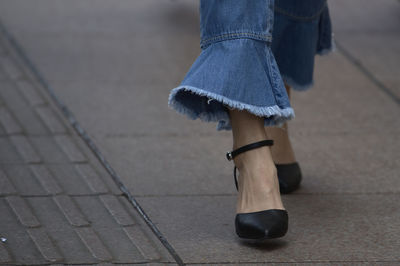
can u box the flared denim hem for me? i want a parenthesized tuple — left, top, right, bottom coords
(168, 37, 294, 131)
(272, 0, 334, 91)
(279, 36, 335, 91)
(169, 86, 295, 131)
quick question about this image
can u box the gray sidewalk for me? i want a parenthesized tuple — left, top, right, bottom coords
(0, 0, 399, 265)
(0, 28, 174, 264)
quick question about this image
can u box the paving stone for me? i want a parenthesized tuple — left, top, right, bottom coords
(53, 195, 89, 227)
(75, 227, 112, 261)
(26, 197, 99, 264)
(100, 195, 135, 226)
(0, 198, 48, 264)
(0, 137, 22, 163)
(0, 242, 12, 264)
(0, 81, 49, 135)
(47, 164, 92, 195)
(27, 227, 63, 262)
(16, 79, 46, 106)
(30, 165, 63, 195)
(137, 194, 400, 264)
(0, 106, 22, 134)
(0, 55, 22, 79)
(29, 136, 69, 163)
(74, 163, 109, 194)
(123, 226, 161, 261)
(73, 196, 147, 262)
(6, 195, 40, 228)
(54, 135, 87, 163)
(1, 164, 47, 196)
(35, 105, 67, 134)
(9, 135, 42, 163)
(0, 168, 17, 195)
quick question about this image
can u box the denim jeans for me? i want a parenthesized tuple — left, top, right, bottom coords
(272, 0, 333, 90)
(168, 0, 333, 130)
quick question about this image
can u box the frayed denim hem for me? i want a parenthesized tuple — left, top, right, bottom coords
(317, 36, 336, 56)
(168, 85, 295, 131)
(281, 75, 314, 92)
(283, 36, 336, 92)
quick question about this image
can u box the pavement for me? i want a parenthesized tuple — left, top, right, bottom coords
(0, 0, 399, 265)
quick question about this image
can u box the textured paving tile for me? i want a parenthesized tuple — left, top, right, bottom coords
(27, 227, 63, 262)
(0, 137, 22, 163)
(1, 164, 47, 196)
(9, 135, 42, 163)
(74, 163, 109, 194)
(25, 197, 98, 263)
(0, 80, 49, 135)
(0, 55, 22, 79)
(123, 226, 161, 261)
(100, 195, 135, 226)
(15, 79, 46, 106)
(54, 135, 87, 163)
(53, 195, 89, 227)
(0, 198, 48, 264)
(75, 227, 113, 261)
(0, 168, 17, 195)
(137, 194, 400, 264)
(47, 164, 93, 195)
(0, 106, 22, 134)
(29, 136, 69, 163)
(35, 105, 67, 134)
(30, 165, 63, 195)
(73, 196, 148, 262)
(6, 196, 41, 228)
(0, 241, 12, 264)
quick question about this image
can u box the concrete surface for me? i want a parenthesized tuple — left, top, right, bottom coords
(0, 0, 399, 265)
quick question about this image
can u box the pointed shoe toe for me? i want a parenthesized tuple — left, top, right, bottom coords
(276, 162, 302, 194)
(235, 209, 288, 240)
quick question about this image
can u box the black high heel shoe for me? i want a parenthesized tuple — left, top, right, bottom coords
(226, 140, 288, 240)
(276, 162, 302, 194)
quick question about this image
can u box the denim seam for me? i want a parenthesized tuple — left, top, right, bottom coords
(274, 2, 327, 21)
(200, 32, 272, 48)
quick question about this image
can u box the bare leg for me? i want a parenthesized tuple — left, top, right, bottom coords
(265, 84, 296, 164)
(229, 109, 285, 213)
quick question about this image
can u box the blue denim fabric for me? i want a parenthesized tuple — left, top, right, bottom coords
(272, 0, 333, 90)
(168, 0, 294, 131)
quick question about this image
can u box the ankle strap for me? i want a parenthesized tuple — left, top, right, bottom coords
(226, 140, 274, 161)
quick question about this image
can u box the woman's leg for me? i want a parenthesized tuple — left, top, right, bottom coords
(229, 109, 285, 213)
(265, 84, 296, 164)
